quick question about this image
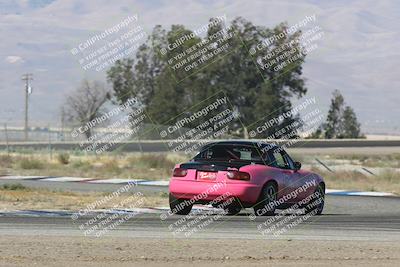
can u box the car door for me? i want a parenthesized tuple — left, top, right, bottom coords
(282, 150, 315, 202)
(269, 148, 297, 202)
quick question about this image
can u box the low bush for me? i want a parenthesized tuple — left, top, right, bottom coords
(19, 158, 44, 169)
(57, 153, 70, 165)
(1, 183, 29, 191)
(138, 154, 175, 169)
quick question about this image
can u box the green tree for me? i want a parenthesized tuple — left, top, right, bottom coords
(318, 90, 362, 139)
(324, 90, 345, 138)
(107, 17, 308, 138)
(107, 25, 167, 106)
(342, 106, 361, 138)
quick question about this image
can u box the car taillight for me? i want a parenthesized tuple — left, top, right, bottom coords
(227, 171, 250, 181)
(173, 168, 188, 177)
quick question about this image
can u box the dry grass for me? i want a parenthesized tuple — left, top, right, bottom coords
(289, 152, 400, 194)
(0, 152, 189, 180)
(0, 183, 169, 210)
(292, 153, 400, 168)
(312, 167, 400, 195)
(1, 151, 399, 195)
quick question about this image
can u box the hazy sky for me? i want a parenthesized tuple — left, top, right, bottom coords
(1, 0, 399, 134)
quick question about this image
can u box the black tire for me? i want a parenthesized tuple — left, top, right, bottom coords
(305, 184, 325, 215)
(253, 182, 277, 216)
(169, 193, 193, 215)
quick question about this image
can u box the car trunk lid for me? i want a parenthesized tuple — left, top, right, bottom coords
(177, 161, 250, 182)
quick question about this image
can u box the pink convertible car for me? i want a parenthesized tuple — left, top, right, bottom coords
(169, 141, 325, 216)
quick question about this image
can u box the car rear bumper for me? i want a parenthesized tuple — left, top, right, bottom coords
(169, 179, 261, 204)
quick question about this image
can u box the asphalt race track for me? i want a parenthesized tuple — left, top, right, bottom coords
(1, 181, 399, 242)
(1, 212, 400, 242)
(1, 181, 400, 267)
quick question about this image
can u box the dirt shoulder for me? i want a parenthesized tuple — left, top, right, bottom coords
(0, 236, 398, 267)
(0, 185, 168, 210)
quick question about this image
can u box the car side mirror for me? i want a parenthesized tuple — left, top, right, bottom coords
(294, 161, 301, 171)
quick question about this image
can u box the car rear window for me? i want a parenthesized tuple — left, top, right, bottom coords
(194, 144, 265, 162)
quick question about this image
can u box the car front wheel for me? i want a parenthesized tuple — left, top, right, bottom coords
(305, 184, 325, 215)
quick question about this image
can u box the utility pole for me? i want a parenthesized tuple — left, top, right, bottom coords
(4, 123, 9, 156)
(60, 107, 65, 141)
(21, 73, 33, 141)
(48, 123, 52, 160)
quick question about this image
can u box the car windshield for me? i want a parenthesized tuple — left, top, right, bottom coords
(194, 144, 265, 162)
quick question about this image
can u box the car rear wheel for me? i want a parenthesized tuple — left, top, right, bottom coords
(224, 203, 242, 216)
(253, 182, 277, 216)
(305, 184, 325, 215)
(169, 193, 193, 215)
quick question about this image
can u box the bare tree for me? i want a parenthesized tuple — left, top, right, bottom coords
(64, 79, 110, 138)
